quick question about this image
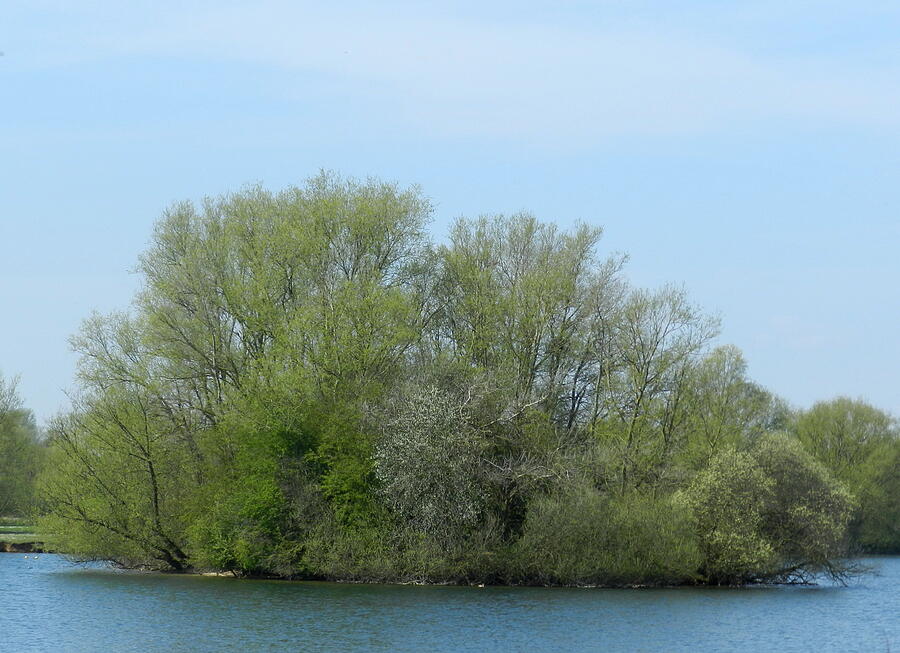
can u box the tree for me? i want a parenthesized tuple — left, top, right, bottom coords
(435, 213, 628, 535)
(40, 384, 193, 569)
(792, 397, 900, 551)
(679, 345, 784, 469)
(40, 173, 435, 568)
(0, 373, 43, 516)
(593, 286, 719, 492)
(515, 485, 700, 586)
(437, 213, 622, 418)
(854, 440, 900, 552)
(680, 447, 775, 584)
(794, 397, 900, 480)
(794, 397, 898, 479)
(683, 435, 854, 584)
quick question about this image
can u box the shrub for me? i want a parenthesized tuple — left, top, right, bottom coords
(514, 486, 700, 586)
(373, 385, 485, 545)
(683, 435, 855, 584)
(679, 449, 776, 584)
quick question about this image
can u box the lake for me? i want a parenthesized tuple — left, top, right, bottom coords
(1, 555, 897, 652)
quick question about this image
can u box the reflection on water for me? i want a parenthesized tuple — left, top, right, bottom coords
(1, 555, 897, 652)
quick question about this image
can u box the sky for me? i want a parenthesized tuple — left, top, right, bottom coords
(2, 0, 899, 424)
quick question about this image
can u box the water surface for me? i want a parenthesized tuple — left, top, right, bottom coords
(1, 555, 897, 652)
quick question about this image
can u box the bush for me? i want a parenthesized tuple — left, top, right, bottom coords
(753, 435, 855, 570)
(683, 435, 855, 584)
(679, 449, 776, 584)
(373, 385, 485, 545)
(514, 486, 700, 586)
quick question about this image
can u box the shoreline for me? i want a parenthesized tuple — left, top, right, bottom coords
(8, 550, 893, 589)
(0, 541, 44, 553)
(50, 559, 850, 589)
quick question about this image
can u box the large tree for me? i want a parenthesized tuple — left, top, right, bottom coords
(40, 173, 435, 567)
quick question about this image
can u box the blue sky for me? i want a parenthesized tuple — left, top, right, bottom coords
(2, 1, 899, 423)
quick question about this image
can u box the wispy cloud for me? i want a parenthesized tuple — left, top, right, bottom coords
(9, 1, 900, 145)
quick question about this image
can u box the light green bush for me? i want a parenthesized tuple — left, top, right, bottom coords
(514, 486, 700, 586)
(684, 435, 855, 584)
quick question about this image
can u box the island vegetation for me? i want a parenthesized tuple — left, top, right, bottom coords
(3, 173, 897, 585)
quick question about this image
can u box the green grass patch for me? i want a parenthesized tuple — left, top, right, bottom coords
(0, 533, 40, 544)
(0, 517, 30, 526)
(0, 518, 40, 544)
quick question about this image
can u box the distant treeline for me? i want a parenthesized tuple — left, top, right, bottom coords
(8, 173, 897, 585)
(0, 375, 43, 517)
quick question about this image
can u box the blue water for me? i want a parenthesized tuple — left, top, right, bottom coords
(0, 555, 897, 652)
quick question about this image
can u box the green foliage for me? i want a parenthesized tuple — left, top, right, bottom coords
(792, 397, 900, 552)
(0, 373, 44, 516)
(515, 486, 701, 586)
(34, 173, 880, 585)
(854, 441, 900, 552)
(38, 388, 194, 569)
(438, 214, 610, 404)
(300, 520, 399, 582)
(187, 472, 290, 574)
(39, 172, 431, 570)
(679, 346, 783, 469)
(593, 286, 719, 493)
(794, 397, 897, 478)
(681, 448, 777, 583)
(683, 435, 855, 584)
(311, 405, 383, 527)
(753, 435, 855, 567)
